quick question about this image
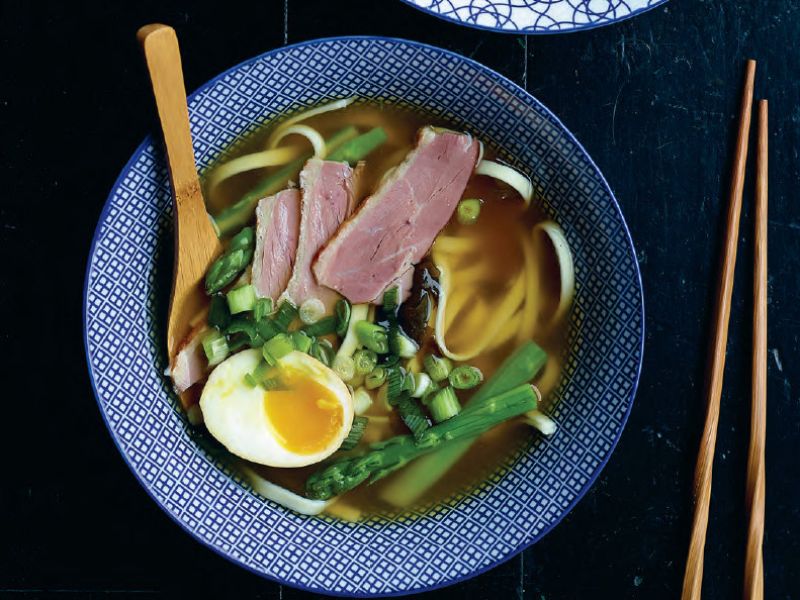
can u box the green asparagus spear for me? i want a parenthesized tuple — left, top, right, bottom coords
(204, 226, 255, 294)
(379, 341, 547, 507)
(305, 383, 538, 500)
(327, 127, 388, 165)
(213, 126, 359, 236)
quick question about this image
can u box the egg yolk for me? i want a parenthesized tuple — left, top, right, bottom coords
(264, 368, 344, 455)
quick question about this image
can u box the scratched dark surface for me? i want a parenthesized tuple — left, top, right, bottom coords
(2, 1, 799, 598)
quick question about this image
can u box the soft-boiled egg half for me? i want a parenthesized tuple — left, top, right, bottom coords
(200, 349, 353, 468)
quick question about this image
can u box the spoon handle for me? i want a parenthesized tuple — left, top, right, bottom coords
(138, 23, 221, 366)
(138, 24, 204, 206)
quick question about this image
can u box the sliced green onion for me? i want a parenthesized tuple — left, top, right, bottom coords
(253, 297, 273, 322)
(225, 318, 263, 347)
(227, 284, 257, 314)
(377, 383, 391, 410)
(354, 349, 378, 375)
(299, 298, 326, 324)
(262, 333, 294, 365)
(402, 372, 416, 395)
(457, 198, 482, 225)
(273, 300, 298, 331)
(382, 354, 401, 368)
(386, 368, 405, 404)
(393, 331, 419, 358)
(382, 286, 400, 312)
(448, 365, 484, 390)
(290, 330, 313, 354)
(335, 299, 351, 337)
(352, 388, 373, 416)
(395, 396, 430, 437)
(424, 354, 452, 383)
(333, 355, 356, 382)
(255, 318, 281, 342)
(354, 321, 389, 354)
(428, 386, 461, 423)
(201, 329, 229, 367)
(302, 315, 337, 337)
(245, 360, 282, 389)
(411, 372, 433, 398)
(339, 415, 369, 451)
(310, 339, 334, 366)
(335, 303, 368, 361)
(208, 295, 231, 329)
(365, 366, 386, 390)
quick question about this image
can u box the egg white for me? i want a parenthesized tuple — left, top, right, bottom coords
(199, 349, 353, 468)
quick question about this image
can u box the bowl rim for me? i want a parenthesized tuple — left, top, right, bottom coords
(83, 34, 645, 597)
(397, 0, 669, 35)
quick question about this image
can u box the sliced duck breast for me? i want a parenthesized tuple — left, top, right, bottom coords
(313, 127, 480, 303)
(280, 159, 357, 313)
(251, 188, 301, 302)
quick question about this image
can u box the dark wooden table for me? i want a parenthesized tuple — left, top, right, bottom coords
(3, 1, 799, 598)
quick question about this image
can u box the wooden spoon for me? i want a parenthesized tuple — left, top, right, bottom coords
(138, 24, 222, 405)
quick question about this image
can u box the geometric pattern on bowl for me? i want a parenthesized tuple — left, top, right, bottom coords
(84, 36, 644, 596)
(401, 0, 668, 33)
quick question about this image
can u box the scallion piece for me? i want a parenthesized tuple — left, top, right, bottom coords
(245, 360, 285, 390)
(428, 386, 461, 423)
(302, 315, 337, 337)
(411, 372, 433, 398)
(365, 366, 386, 390)
(448, 365, 484, 390)
(310, 339, 334, 366)
(339, 416, 369, 451)
(393, 331, 419, 358)
(253, 297, 273, 322)
(354, 320, 389, 354)
(299, 298, 326, 324)
(353, 388, 373, 415)
(456, 198, 482, 225)
(424, 354, 452, 382)
(262, 333, 294, 365)
(225, 318, 263, 347)
(395, 396, 430, 437)
(273, 300, 298, 331)
(333, 355, 356, 382)
(201, 329, 229, 366)
(385, 368, 405, 404)
(208, 295, 231, 329)
(354, 349, 378, 375)
(335, 299, 351, 337)
(255, 318, 281, 342)
(290, 330, 313, 354)
(402, 372, 416, 395)
(227, 284, 257, 314)
(382, 286, 400, 312)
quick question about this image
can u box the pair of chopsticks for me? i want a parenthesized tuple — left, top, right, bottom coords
(681, 60, 768, 600)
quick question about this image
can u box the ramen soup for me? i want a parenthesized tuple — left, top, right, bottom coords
(170, 100, 575, 520)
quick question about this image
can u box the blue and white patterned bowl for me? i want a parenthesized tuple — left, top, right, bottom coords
(84, 36, 643, 596)
(401, 0, 668, 34)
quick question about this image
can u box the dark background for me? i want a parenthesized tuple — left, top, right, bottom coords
(2, 0, 798, 598)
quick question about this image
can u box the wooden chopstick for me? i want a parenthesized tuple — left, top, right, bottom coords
(744, 99, 768, 600)
(681, 59, 757, 600)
